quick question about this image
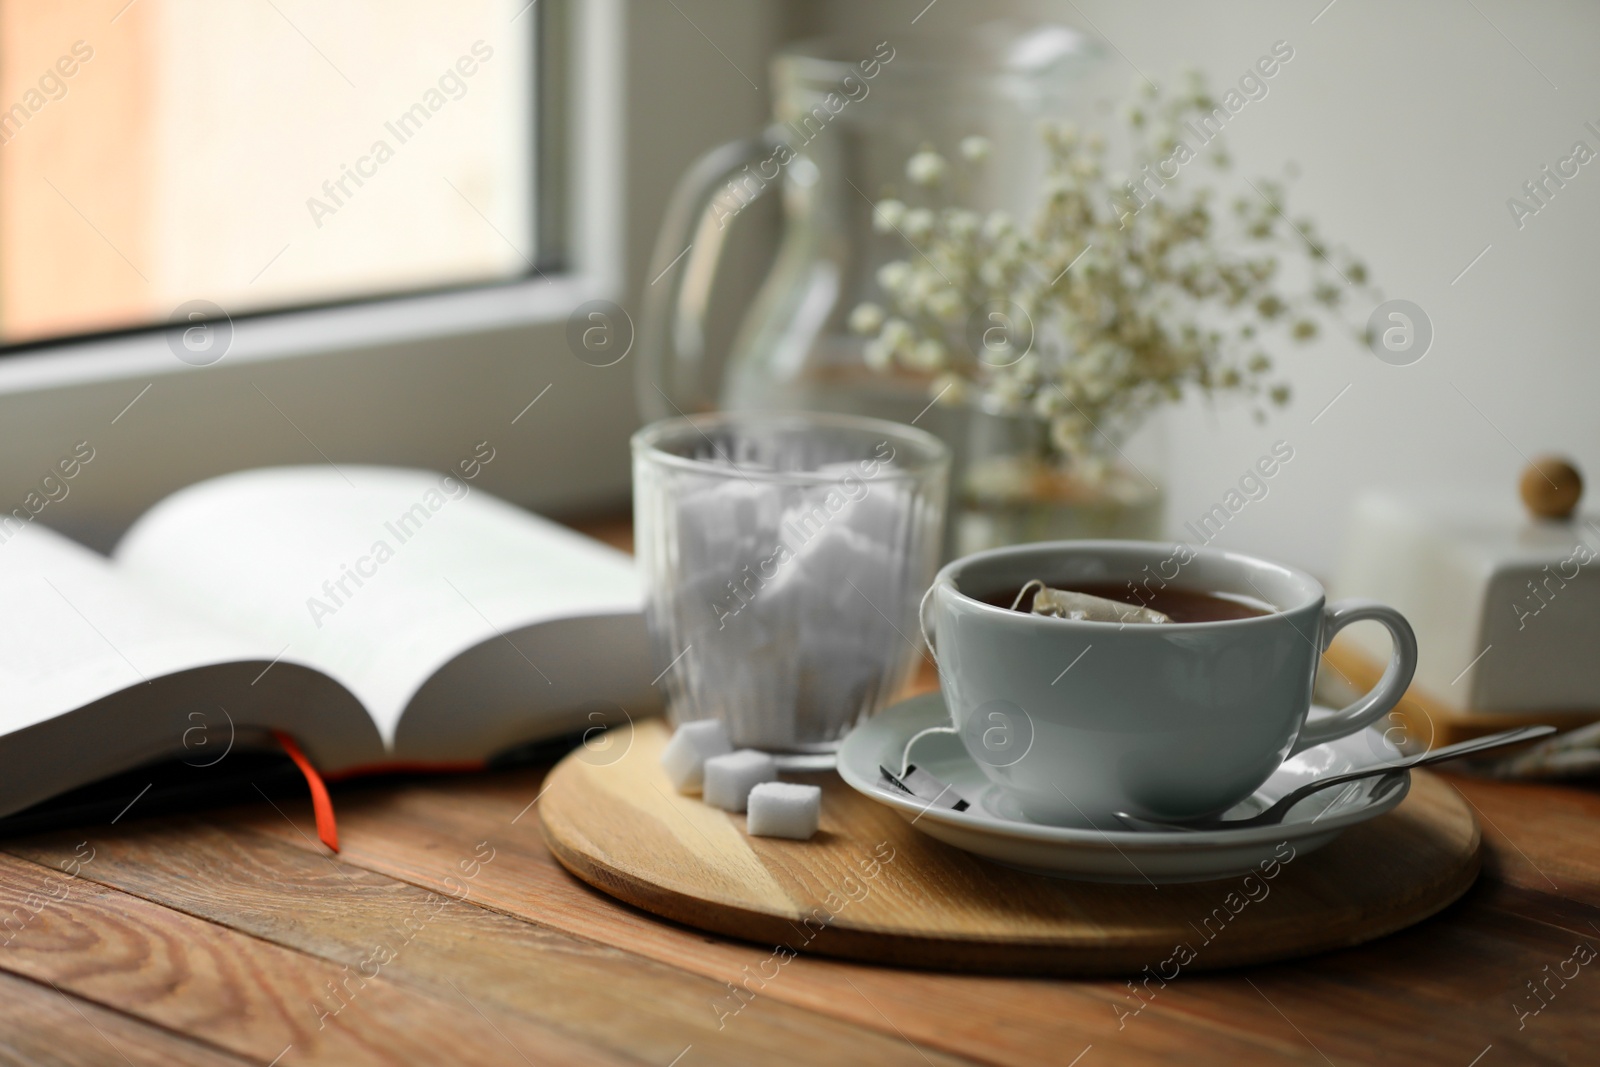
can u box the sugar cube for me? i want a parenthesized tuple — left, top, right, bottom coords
(746, 781, 821, 840)
(702, 749, 777, 812)
(660, 719, 733, 793)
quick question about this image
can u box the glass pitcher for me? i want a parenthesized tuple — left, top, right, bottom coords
(637, 24, 1105, 446)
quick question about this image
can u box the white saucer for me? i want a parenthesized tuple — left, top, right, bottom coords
(836, 692, 1411, 883)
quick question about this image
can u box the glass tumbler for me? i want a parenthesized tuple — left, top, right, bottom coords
(633, 411, 948, 766)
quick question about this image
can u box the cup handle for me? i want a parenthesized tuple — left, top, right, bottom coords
(918, 582, 943, 669)
(1290, 598, 1418, 755)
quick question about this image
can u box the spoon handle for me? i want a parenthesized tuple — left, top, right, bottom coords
(1415, 724, 1555, 762)
(1294, 724, 1555, 797)
(1115, 724, 1557, 832)
(1382, 724, 1553, 772)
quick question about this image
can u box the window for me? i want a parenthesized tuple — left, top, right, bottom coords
(0, 0, 561, 351)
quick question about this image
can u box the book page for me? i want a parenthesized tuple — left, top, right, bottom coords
(112, 465, 643, 746)
(0, 521, 279, 735)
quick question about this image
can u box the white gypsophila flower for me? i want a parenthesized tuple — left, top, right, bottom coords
(906, 150, 948, 187)
(1049, 415, 1087, 455)
(1077, 453, 1110, 485)
(848, 303, 885, 335)
(979, 258, 1010, 289)
(930, 373, 968, 405)
(872, 199, 906, 233)
(863, 339, 893, 371)
(987, 374, 1025, 409)
(982, 210, 1014, 241)
(879, 317, 915, 354)
(903, 208, 935, 241)
(945, 209, 981, 240)
(927, 288, 964, 322)
(876, 261, 913, 294)
(906, 267, 940, 304)
(908, 338, 946, 371)
(857, 71, 1372, 468)
(979, 341, 1015, 369)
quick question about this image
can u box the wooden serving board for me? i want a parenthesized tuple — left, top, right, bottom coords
(540, 718, 1482, 975)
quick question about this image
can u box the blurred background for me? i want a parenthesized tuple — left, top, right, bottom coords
(1, 0, 1595, 579)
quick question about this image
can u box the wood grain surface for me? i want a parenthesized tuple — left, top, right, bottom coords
(4, 753, 1596, 1065)
(0, 514, 1595, 1064)
(538, 719, 1482, 974)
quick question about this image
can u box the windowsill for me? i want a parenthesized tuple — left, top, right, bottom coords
(0, 270, 617, 397)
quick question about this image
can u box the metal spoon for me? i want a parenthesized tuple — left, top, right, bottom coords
(1114, 724, 1556, 832)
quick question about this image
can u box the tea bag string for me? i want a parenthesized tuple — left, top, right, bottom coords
(1010, 579, 1045, 612)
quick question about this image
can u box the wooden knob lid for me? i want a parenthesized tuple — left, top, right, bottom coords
(1520, 455, 1583, 520)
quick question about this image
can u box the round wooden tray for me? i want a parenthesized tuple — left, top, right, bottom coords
(539, 719, 1481, 975)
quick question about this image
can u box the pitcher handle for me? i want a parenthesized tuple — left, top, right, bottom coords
(637, 128, 788, 423)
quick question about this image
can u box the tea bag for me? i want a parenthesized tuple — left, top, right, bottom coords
(1013, 579, 1171, 625)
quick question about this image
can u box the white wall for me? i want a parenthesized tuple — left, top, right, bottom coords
(799, 0, 1600, 576)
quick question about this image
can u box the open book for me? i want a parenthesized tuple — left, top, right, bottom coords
(0, 465, 655, 826)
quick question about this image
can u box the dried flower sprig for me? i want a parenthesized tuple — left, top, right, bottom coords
(851, 74, 1377, 467)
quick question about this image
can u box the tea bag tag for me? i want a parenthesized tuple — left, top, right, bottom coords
(1015, 579, 1171, 625)
(879, 764, 970, 812)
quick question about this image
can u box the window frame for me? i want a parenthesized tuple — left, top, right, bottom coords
(0, 0, 623, 395)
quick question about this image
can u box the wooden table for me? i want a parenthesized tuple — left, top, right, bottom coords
(2, 519, 1597, 1065)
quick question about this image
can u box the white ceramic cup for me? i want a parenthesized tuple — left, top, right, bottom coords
(917, 540, 1418, 825)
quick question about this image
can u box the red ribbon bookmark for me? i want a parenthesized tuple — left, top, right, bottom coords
(271, 731, 340, 852)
